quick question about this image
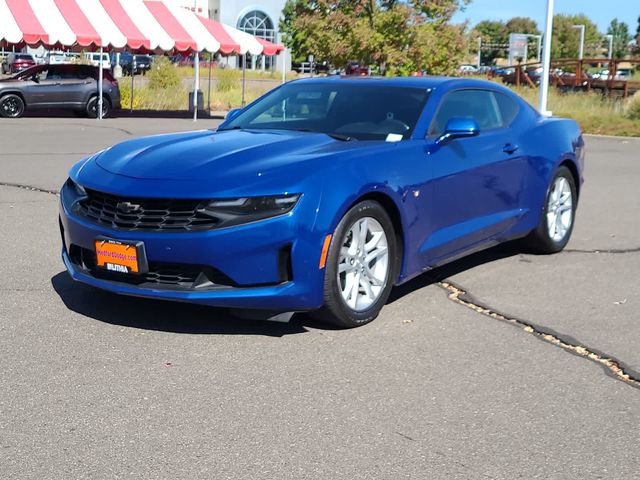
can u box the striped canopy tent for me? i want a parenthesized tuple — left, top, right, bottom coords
(0, 0, 285, 119)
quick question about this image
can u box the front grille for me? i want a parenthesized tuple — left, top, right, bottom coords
(69, 246, 236, 290)
(77, 189, 218, 232)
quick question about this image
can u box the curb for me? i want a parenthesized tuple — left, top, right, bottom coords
(584, 133, 640, 141)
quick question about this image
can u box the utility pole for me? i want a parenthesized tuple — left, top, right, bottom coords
(572, 24, 585, 60)
(193, 0, 199, 121)
(477, 37, 482, 69)
(604, 34, 613, 59)
(539, 0, 555, 115)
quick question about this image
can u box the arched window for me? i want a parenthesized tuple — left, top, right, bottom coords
(237, 10, 276, 69)
(237, 10, 275, 43)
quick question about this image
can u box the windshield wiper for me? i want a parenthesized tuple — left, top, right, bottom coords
(295, 129, 356, 142)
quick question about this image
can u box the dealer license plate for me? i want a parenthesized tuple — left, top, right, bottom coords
(94, 238, 147, 275)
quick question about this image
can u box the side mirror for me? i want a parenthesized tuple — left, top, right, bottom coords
(225, 108, 243, 122)
(435, 117, 480, 145)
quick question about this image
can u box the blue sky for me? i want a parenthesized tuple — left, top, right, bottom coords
(452, 0, 639, 33)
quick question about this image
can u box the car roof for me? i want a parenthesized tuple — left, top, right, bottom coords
(289, 75, 513, 93)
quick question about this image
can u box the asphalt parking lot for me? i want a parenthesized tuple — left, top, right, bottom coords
(1, 116, 639, 479)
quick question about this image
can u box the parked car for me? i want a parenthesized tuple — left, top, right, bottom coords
(459, 64, 478, 74)
(0, 64, 120, 118)
(46, 51, 80, 65)
(344, 61, 370, 76)
(59, 77, 584, 328)
(115, 53, 153, 76)
(292, 61, 332, 75)
(83, 52, 111, 70)
(593, 69, 631, 80)
(1, 53, 36, 74)
(491, 66, 515, 77)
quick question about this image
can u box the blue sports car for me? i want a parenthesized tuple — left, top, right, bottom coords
(59, 77, 584, 328)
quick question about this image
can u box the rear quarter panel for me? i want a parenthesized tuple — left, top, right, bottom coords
(516, 115, 584, 234)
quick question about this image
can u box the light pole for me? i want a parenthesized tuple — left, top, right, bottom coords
(193, 0, 199, 122)
(477, 37, 482, 69)
(572, 24, 585, 60)
(604, 34, 613, 59)
(539, 0, 555, 115)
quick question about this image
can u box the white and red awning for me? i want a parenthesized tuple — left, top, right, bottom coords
(0, 0, 284, 55)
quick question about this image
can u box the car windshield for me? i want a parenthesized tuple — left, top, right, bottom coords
(220, 82, 430, 141)
(16, 54, 33, 60)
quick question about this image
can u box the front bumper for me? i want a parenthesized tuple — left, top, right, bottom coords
(59, 193, 326, 311)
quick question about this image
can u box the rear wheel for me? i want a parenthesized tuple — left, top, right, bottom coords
(0, 94, 25, 118)
(315, 200, 398, 328)
(524, 166, 577, 253)
(86, 95, 109, 118)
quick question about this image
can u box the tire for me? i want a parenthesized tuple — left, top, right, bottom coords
(86, 95, 109, 118)
(0, 94, 25, 118)
(314, 200, 398, 328)
(524, 165, 577, 254)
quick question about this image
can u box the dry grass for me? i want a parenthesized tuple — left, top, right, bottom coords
(513, 87, 640, 137)
(119, 78, 270, 111)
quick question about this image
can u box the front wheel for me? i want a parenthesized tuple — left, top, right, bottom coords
(0, 94, 25, 118)
(524, 165, 577, 253)
(315, 200, 398, 328)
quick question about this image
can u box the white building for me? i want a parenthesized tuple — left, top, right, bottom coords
(173, 0, 288, 71)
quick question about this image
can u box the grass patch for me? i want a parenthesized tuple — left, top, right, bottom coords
(513, 87, 640, 137)
(118, 77, 270, 111)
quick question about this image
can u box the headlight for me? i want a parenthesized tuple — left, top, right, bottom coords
(198, 194, 301, 228)
(67, 178, 87, 197)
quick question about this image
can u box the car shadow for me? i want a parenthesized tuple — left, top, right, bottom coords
(51, 241, 522, 336)
(388, 240, 522, 303)
(50, 272, 333, 337)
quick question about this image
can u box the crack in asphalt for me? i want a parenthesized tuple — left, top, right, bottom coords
(0, 182, 59, 196)
(563, 247, 640, 254)
(437, 281, 640, 390)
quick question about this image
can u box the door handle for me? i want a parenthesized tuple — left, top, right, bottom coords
(503, 143, 519, 154)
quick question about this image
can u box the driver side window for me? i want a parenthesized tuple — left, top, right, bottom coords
(430, 89, 503, 137)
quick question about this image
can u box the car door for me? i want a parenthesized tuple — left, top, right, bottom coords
(55, 66, 94, 108)
(421, 88, 528, 264)
(19, 66, 64, 107)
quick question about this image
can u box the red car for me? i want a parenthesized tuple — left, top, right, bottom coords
(1, 53, 36, 75)
(344, 61, 369, 76)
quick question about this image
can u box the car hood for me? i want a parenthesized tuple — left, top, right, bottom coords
(94, 129, 359, 183)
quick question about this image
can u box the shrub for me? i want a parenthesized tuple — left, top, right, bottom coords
(216, 68, 241, 92)
(624, 92, 640, 121)
(147, 56, 180, 90)
(118, 82, 145, 110)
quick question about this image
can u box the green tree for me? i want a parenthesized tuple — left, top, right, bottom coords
(279, 0, 469, 74)
(607, 19, 632, 59)
(505, 17, 539, 35)
(551, 14, 601, 59)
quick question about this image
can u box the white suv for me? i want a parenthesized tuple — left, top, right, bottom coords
(83, 52, 111, 69)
